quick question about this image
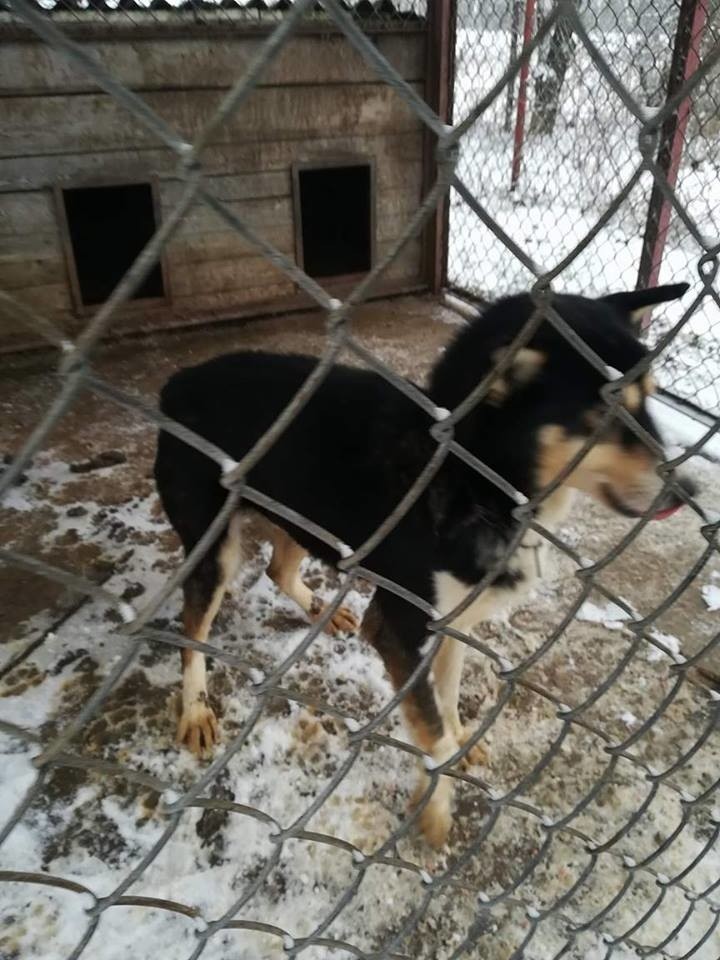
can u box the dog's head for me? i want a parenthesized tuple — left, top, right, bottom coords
(431, 282, 696, 519)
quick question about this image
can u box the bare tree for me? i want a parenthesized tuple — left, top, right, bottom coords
(530, 1, 578, 135)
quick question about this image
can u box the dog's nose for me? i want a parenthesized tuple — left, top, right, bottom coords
(653, 473, 696, 520)
(675, 474, 697, 501)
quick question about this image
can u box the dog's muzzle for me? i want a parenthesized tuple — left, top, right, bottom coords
(602, 473, 697, 520)
(652, 474, 697, 520)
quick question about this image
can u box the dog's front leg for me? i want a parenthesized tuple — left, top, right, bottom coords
(433, 635, 489, 767)
(403, 688, 460, 849)
(176, 522, 242, 758)
(363, 595, 458, 848)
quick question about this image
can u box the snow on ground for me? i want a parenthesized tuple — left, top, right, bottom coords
(448, 25, 720, 415)
(575, 598, 633, 630)
(1, 426, 720, 959)
(701, 583, 720, 612)
(647, 395, 720, 462)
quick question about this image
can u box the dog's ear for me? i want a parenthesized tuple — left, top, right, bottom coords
(487, 347, 546, 405)
(600, 282, 689, 333)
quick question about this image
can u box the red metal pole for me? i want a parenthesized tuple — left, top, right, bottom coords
(637, 0, 708, 297)
(510, 0, 536, 191)
(504, 0, 523, 133)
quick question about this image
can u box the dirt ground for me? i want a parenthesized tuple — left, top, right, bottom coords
(1, 294, 719, 960)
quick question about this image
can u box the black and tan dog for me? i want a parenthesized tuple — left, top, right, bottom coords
(154, 283, 694, 846)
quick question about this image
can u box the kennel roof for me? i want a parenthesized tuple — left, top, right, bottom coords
(20, 0, 426, 21)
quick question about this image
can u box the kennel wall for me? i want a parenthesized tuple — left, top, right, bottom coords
(0, 1, 430, 351)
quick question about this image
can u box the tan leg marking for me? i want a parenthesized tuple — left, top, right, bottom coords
(403, 701, 458, 849)
(623, 383, 642, 412)
(433, 636, 488, 768)
(177, 515, 241, 759)
(266, 524, 358, 636)
(433, 572, 499, 770)
(363, 599, 456, 848)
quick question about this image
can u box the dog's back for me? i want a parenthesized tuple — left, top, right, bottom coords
(154, 350, 434, 567)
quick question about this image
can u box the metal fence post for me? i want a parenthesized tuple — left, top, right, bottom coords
(637, 0, 708, 297)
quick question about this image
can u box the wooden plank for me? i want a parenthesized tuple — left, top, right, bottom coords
(169, 281, 296, 317)
(0, 256, 66, 291)
(0, 233, 62, 259)
(162, 171, 290, 206)
(165, 185, 423, 265)
(0, 132, 424, 192)
(0, 192, 57, 235)
(377, 209, 426, 244)
(131, 157, 420, 208)
(165, 177, 422, 275)
(166, 229, 422, 292)
(375, 238, 423, 280)
(167, 158, 423, 206)
(171, 195, 293, 236)
(170, 180, 420, 237)
(165, 237, 421, 317)
(168, 255, 289, 298)
(0, 84, 424, 158)
(165, 227, 294, 266)
(1, 282, 72, 315)
(380, 190, 426, 224)
(0, 35, 425, 96)
(0, 230, 66, 293)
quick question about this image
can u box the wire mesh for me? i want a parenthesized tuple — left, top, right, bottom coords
(0, 0, 719, 958)
(449, 0, 720, 415)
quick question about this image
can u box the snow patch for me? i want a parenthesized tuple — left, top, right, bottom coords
(701, 583, 720, 611)
(575, 599, 632, 630)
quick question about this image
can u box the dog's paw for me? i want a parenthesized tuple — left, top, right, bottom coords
(409, 779, 453, 849)
(457, 727, 489, 768)
(418, 800, 452, 849)
(329, 605, 359, 635)
(176, 701, 219, 759)
(310, 600, 359, 636)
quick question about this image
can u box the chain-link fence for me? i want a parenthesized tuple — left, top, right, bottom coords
(1, 0, 720, 958)
(449, 0, 720, 417)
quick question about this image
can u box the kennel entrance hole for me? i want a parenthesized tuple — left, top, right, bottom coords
(61, 182, 165, 307)
(295, 162, 373, 278)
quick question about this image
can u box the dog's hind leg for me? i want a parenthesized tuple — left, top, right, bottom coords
(363, 596, 458, 848)
(266, 523, 358, 635)
(177, 514, 242, 758)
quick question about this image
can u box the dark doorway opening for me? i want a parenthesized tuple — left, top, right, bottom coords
(296, 163, 373, 278)
(61, 182, 165, 306)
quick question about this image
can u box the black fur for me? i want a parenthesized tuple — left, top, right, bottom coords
(154, 286, 687, 703)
